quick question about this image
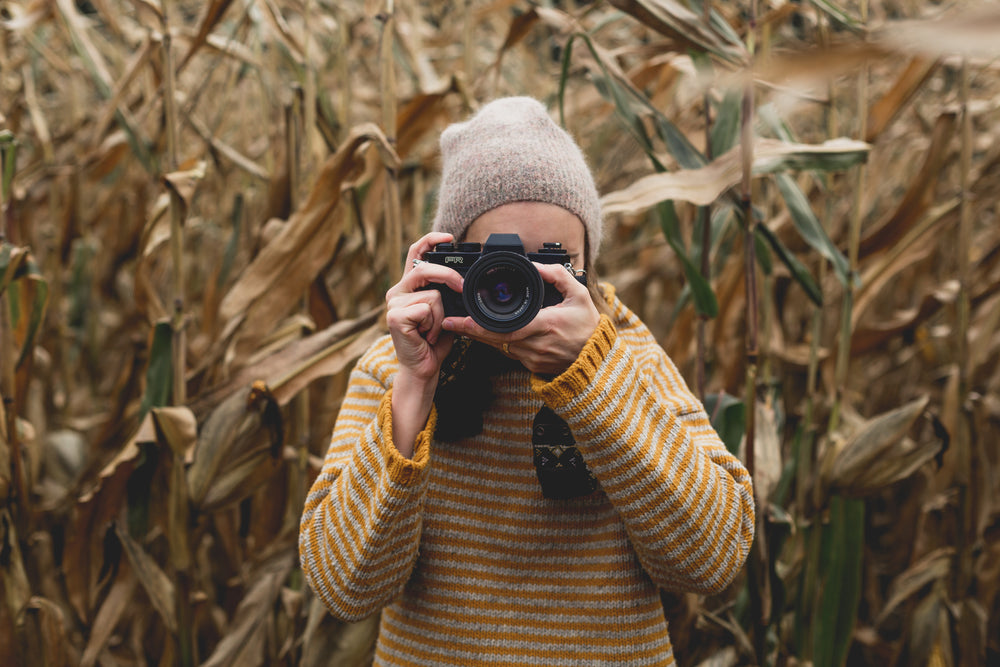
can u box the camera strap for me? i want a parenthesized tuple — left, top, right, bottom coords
(532, 407, 598, 500)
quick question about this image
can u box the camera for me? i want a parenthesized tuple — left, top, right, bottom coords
(421, 233, 586, 333)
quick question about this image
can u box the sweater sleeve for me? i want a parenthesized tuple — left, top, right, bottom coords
(299, 350, 435, 621)
(531, 314, 755, 594)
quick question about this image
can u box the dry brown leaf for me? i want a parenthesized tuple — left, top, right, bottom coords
(80, 565, 136, 667)
(1, 509, 31, 623)
(866, 57, 940, 143)
(199, 445, 284, 512)
(258, 0, 306, 63)
(270, 319, 385, 405)
(190, 307, 383, 418)
(17, 596, 73, 667)
(876, 547, 953, 627)
(395, 78, 461, 159)
(115, 524, 176, 634)
(64, 436, 144, 622)
(218, 124, 398, 346)
(178, 0, 237, 71)
(53, 0, 114, 91)
(163, 160, 208, 216)
(201, 554, 294, 667)
(301, 597, 379, 667)
(601, 137, 870, 213)
(151, 406, 198, 460)
(905, 582, 951, 667)
(877, 4, 1000, 58)
(739, 395, 782, 509)
(852, 281, 960, 354)
(860, 112, 957, 259)
(824, 396, 944, 497)
(853, 197, 960, 329)
(89, 35, 154, 150)
(187, 382, 282, 509)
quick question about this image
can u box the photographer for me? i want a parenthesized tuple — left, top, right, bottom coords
(299, 97, 755, 666)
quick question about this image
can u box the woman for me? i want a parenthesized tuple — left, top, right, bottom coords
(299, 97, 755, 666)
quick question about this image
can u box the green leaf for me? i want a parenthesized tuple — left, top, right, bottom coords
(652, 112, 706, 170)
(814, 496, 865, 667)
(218, 193, 244, 288)
(126, 441, 160, 538)
(756, 224, 823, 306)
(754, 222, 774, 275)
(140, 321, 174, 417)
(775, 173, 852, 286)
(704, 392, 746, 456)
(711, 88, 742, 157)
(1, 244, 50, 368)
(12, 258, 49, 369)
(567, 33, 663, 167)
(608, 0, 747, 65)
(564, 32, 695, 174)
(807, 0, 864, 34)
(1, 131, 16, 201)
(657, 202, 718, 317)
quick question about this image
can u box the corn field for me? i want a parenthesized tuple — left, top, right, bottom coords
(1, 0, 998, 665)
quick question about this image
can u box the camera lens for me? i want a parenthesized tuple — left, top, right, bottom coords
(477, 268, 520, 313)
(462, 252, 544, 333)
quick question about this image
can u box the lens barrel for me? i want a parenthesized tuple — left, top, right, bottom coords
(461, 251, 544, 333)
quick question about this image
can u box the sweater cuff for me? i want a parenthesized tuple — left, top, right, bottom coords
(378, 388, 433, 486)
(531, 314, 617, 408)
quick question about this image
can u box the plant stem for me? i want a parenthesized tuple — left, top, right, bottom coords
(162, 25, 194, 667)
(380, 2, 402, 284)
(831, 0, 869, 432)
(954, 56, 973, 605)
(741, 2, 768, 663)
(287, 86, 311, 528)
(696, 0, 713, 401)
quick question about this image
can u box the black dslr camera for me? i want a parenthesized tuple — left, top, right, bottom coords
(422, 233, 586, 333)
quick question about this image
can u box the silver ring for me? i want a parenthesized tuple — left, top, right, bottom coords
(412, 258, 425, 267)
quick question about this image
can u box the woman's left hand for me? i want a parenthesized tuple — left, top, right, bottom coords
(442, 263, 601, 376)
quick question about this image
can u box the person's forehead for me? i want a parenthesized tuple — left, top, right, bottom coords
(466, 203, 585, 245)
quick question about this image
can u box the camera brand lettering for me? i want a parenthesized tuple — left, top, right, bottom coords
(445, 256, 464, 264)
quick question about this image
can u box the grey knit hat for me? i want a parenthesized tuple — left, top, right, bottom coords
(431, 97, 602, 266)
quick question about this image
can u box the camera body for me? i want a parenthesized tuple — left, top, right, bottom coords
(421, 233, 586, 333)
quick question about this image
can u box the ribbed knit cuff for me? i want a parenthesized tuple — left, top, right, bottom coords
(378, 388, 434, 486)
(531, 314, 617, 407)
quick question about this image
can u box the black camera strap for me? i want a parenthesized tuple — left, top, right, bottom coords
(532, 407, 598, 500)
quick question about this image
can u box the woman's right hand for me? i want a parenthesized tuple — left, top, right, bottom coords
(386, 232, 464, 381)
(385, 233, 464, 456)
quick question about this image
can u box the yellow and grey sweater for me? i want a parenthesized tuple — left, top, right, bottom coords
(299, 292, 755, 666)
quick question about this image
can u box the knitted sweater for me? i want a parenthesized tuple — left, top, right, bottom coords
(299, 291, 755, 666)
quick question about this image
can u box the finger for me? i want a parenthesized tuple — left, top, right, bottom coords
(533, 262, 588, 300)
(387, 262, 464, 301)
(404, 232, 455, 273)
(442, 316, 528, 347)
(386, 290, 444, 345)
(386, 289, 444, 321)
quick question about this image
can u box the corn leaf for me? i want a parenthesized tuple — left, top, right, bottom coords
(608, 0, 748, 65)
(774, 172, 852, 287)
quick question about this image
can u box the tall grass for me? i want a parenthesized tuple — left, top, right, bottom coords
(2, 1, 999, 665)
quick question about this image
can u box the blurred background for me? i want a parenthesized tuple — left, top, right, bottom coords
(1, 0, 998, 665)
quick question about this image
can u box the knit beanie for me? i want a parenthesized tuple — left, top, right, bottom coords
(432, 97, 603, 267)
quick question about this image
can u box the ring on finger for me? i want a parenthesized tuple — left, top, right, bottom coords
(412, 258, 425, 267)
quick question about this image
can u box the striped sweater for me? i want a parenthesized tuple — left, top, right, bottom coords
(299, 290, 755, 666)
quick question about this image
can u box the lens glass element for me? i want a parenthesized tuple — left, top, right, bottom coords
(477, 266, 527, 315)
(463, 252, 544, 333)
